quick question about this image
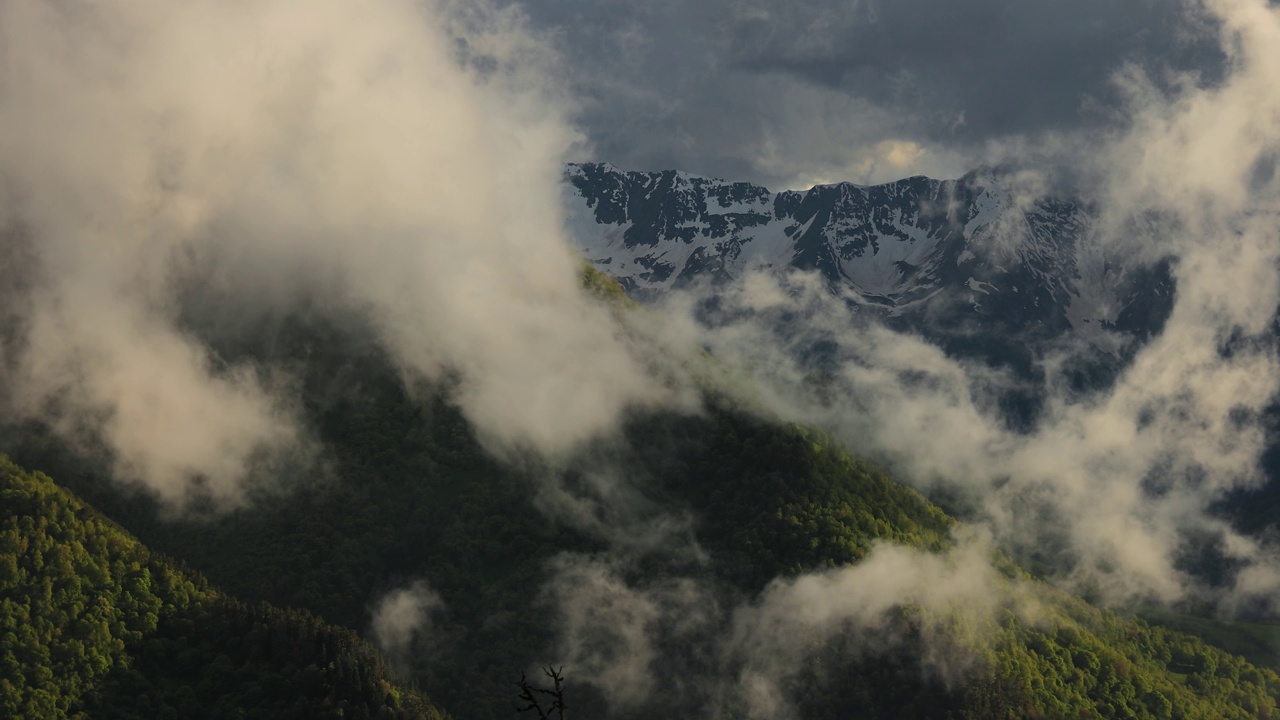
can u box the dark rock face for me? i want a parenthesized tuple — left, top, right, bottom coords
(563, 162, 1175, 373)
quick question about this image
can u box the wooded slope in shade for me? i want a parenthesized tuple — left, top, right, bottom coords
(20, 392, 1280, 718)
(625, 408, 1280, 719)
(0, 456, 447, 720)
(5, 265, 1280, 718)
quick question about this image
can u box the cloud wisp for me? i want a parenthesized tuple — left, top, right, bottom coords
(0, 0, 692, 509)
(371, 580, 447, 672)
(538, 532, 1024, 720)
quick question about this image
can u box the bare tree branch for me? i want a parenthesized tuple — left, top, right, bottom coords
(516, 666, 566, 720)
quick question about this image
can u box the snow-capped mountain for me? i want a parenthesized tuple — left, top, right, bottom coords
(563, 162, 1174, 361)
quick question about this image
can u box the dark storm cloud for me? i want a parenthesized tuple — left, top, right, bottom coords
(509, 0, 1225, 187)
(729, 0, 1222, 136)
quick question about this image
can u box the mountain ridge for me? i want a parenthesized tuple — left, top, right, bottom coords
(562, 161, 1175, 360)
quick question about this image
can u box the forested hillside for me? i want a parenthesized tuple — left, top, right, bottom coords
(3, 267, 1280, 719)
(0, 457, 447, 720)
(10, 407, 1280, 718)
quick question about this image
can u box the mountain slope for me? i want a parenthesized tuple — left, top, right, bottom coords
(0, 456, 447, 720)
(5, 264, 1279, 719)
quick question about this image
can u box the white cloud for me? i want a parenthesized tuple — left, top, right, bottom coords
(371, 580, 446, 669)
(0, 0, 694, 508)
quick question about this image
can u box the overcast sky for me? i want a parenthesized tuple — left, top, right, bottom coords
(505, 0, 1226, 188)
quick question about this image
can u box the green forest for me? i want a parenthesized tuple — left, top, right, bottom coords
(4, 267, 1280, 718)
(0, 457, 447, 719)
